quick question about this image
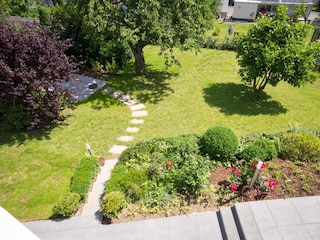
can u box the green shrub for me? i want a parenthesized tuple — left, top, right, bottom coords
(142, 183, 175, 209)
(52, 192, 81, 217)
(118, 134, 200, 166)
(240, 138, 278, 161)
(160, 154, 211, 196)
(280, 132, 320, 162)
(70, 156, 100, 201)
(105, 165, 148, 202)
(100, 191, 126, 219)
(200, 126, 239, 161)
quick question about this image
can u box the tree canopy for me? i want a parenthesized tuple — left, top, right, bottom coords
(235, 5, 320, 100)
(0, 20, 77, 129)
(86, 0, 219, 75)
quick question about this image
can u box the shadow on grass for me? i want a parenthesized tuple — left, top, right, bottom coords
(106, 62, 176, 104)
(203, 83, 287, 115)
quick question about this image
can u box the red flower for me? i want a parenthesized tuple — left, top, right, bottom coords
(166, 160, 173, 169)
(229, 183, 238, 192)
(231, 166, 237, 172)
(253, 162, 267, 170)
(268, 181, 277, 189)
(235, 169, 241, 175)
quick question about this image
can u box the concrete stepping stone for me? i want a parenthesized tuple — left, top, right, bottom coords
(111, 90, 124, 98)
(117, 135, 134, 142)
(123, 99, 139, 106)
(108, 145, 128, 155)
(126, 127, 139, 133)
(130, 104, 146, 111)
(118, 94, 132, 102)
(102, 86, 113, 94)
(130, 119, 144, 124)
(132, 110, 148, 117)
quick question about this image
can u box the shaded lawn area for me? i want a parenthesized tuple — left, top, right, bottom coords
(1, 41, 320, 221)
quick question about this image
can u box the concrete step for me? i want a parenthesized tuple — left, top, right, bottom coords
(234, 202, 263, 240)
(218, 207, 241, 240)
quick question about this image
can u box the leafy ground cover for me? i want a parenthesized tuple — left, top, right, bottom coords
(108, 157, 320, 225)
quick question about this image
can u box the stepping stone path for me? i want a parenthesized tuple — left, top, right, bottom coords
(80, 83, 148, 218)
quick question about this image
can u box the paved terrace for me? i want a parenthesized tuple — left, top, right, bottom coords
(24, 196, 320, 240)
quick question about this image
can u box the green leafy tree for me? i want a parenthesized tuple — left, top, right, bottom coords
(86, 0, 219, 75)
(235, 5, 320, 100)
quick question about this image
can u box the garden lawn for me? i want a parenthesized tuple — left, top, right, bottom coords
(0, 92, 131, 221)
(109, 45, 320, 143)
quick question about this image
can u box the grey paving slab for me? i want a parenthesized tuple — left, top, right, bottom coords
(219, 207, 240, 240)
(259, 227, 282, 240)
(290, 196, 320, 223)
(305, 223, 320, 239)
(132, 110, 148, 117)
(234, 202, 263, 240)
(278, 225, 313, 240)
(192, 212, 223, 240)
(249, 201, 277, 228)
(130, 103, 146, 111)
(130, 118, 144, 124)
(126, 127, 139, 133)
(266, 198, 304, 227)
(117, 135, 134, 142)
(108, 145, 128, 155)
(61, 74, 107, 101)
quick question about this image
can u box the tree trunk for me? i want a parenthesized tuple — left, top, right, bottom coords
(129, 41, 146, 76)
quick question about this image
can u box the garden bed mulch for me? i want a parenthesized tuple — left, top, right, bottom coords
(109, 158, 320, 224)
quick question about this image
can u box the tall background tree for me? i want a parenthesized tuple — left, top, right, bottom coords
(0, 20, 77, 129)
(235, 5, 320, 100)
(86, 0, 219, 75)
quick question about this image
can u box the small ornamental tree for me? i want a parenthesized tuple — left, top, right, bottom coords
(0, 20, 77, 129)
(235, 5, 320, 100)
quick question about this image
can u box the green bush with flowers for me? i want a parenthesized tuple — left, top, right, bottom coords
(227, 158, 278, 195)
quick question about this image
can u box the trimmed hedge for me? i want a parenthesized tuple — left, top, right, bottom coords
(52, 192, 81, 217)
(100, 191, 127, 219)
(70, 156, 100, 201)
(200, 126, 239, 161)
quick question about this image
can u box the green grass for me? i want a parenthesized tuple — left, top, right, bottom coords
(0, 93, 131, 221)
(1, 22, 320, 221)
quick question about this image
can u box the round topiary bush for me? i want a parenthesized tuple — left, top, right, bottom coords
(100, 191, 127, 219)
(52, 192, 81, 217)
(240, 138, 278, 161)
(200, 126, 238, 161)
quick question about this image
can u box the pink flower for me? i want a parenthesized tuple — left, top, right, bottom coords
(268, 181, 277, 189)
(231, 166, 237, 172)
(229, 183, 238, 192)
(235, 169, 241, 175)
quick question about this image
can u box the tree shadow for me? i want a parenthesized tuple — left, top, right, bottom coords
(203, 83, 287, 116)
(106, 62, 176, 105)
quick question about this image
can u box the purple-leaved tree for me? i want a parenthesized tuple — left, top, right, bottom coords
(0, 20, 77, 129)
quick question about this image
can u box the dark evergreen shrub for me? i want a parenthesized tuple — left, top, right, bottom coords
(200, 126, 238, 161)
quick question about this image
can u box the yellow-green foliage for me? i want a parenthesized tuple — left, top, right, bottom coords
(100, 191, 127, 218)
(280, 132, 320, 162)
